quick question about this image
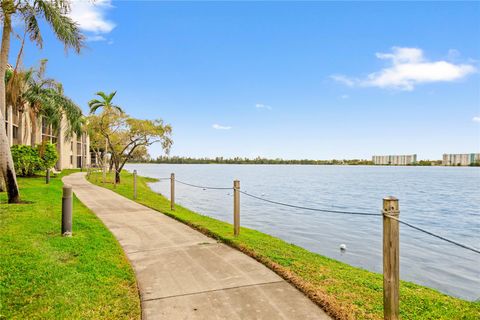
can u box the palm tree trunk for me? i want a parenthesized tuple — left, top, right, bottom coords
(0, 172, 5, 192)
(29, 109, 37, 146)
(0, 6, 20, 203)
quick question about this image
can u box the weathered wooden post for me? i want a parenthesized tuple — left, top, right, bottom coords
(102, 165, 106, 184)
(133, 170, 137, 199)
(62, 185, 73, 237)
(170, 173, 175, 210)
(233, 180, 240, 236)
(103, 138, 108, 184)
(383, 196, 400, 320)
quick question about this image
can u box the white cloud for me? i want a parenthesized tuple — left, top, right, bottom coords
(86, 35, 106, 42)
(332, 47, 477, 91)
(447, 49, 460, 61)
(255, 103, 272, 110)
(69, 0, 115, 34)
(212, 124, 232, 130)
(331, 75, 355, 87)
(340, 94, 349, 99)
(473, 116, 480, 123)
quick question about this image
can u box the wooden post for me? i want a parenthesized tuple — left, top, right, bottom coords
(103, 139, 107, 184)
(62, 185, 73, 237)
(170, 173, 175, 210)
(102, 165, 106, 184)
(133, 170, 137, 199)
(46, 169, 50, 184)
(233, 180, 240, 236)
(383, 196, 400, 320)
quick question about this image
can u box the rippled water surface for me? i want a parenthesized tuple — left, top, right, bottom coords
(125, 164, 480, 300)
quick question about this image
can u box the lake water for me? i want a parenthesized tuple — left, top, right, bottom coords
(125, 163, 480, 300)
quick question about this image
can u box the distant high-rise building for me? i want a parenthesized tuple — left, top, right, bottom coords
(372, 154, 417, 165)
(442, 154, 480, 166)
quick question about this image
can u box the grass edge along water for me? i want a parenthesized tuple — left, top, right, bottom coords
(87, 170, 480, 320)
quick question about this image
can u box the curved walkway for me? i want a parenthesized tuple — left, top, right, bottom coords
(63, 173, 330, 320)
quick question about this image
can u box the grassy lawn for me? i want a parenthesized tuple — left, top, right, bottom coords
(0, 170, 141, 320)
(88, 170, 479, 320)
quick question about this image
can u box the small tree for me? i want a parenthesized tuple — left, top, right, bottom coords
(37, 142, 58, 183)
(88, 108, 172, 183)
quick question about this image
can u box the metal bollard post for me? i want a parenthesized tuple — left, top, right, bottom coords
(170, 173, 175, 211)
(62, 185, 73, 237)
(383, 196, 400, 320)
(233, 180, 240, 236)
(133, 170, 137, 199)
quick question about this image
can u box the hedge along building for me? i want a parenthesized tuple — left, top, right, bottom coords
(4, 104, 90, 171)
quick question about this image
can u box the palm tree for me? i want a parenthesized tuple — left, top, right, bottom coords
(0, 0, 83, 203)
(88, 91, 123, 114)
(88, 91, 123, 179)
(23, 60, 83, 144)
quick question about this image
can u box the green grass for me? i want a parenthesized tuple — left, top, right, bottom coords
(88, 170, 479, 320)
(0, 170, 141, 319)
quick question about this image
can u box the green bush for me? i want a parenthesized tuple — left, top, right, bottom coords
(11, 143, 59, 176)
(37, 142, 59, 170)
(11, 145, 42, 176)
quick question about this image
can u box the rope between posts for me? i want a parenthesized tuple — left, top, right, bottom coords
(239, 190, 381, 216)
(152, 175, 480, 255)
(384, 214, 480, 255)
(174, 179, 233, 190)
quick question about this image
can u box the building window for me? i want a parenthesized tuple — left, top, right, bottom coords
(4, 107, 8, 137)
(12, 126, 18, 139)
(41, 118, 57, 144)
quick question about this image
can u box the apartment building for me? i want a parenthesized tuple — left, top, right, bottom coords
(4, 104, 90, 171)
(372, 154, 417, 165)
(442, 153, 480, 166)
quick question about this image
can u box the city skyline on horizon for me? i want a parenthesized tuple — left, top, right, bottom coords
(152, 152, 480, 163)
(10, 1, 480, 160)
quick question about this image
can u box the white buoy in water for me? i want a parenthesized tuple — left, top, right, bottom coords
(340, 244, 347, 251)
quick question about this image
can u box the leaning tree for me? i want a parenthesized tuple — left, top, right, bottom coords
(88, 108, 172, 184)
(0, 0, 83, 203)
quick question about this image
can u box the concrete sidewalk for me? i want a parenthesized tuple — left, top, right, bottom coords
(63, 173, 331, 320)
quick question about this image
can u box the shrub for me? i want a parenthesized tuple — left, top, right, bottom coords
(11, 143, 59, 176)
(11, 145, 42, 177)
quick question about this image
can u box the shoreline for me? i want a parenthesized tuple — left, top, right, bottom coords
(128, 162, 480, 167)
(86, 169, 480, 319)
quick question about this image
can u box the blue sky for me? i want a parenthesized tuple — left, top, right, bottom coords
(12, 1, 480, 160)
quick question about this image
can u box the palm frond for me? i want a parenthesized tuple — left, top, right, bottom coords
(18, 4, 43, 48)
(33, 0, 84, 53)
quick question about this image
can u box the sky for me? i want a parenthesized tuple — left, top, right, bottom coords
(10, 1, 480, 160)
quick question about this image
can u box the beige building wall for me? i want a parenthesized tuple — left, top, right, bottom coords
(372, 154, 417, 165)
(442, 153, 480, 166)
(4, 104, 90, 171)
